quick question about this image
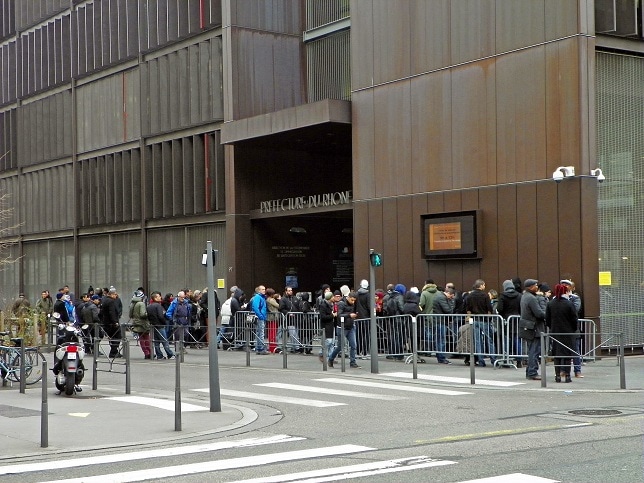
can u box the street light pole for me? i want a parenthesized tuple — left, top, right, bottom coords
(206, 241, 221, 412)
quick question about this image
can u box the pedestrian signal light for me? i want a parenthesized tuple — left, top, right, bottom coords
(370, 252, 383, 267)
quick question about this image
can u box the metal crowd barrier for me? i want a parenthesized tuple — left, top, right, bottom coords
(214, 311, 598, 369)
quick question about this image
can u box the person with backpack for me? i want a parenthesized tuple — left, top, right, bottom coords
(130, 289, 151, 359)
(382, 283, 406, 360)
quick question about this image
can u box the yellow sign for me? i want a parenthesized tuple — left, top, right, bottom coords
(217, 279, 225, 289)
(429, 222, 462, 250)
(599, 272, 612, 286)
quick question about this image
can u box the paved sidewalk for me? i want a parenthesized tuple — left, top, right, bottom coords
(0, 377, 253, 460)
(1, 345, 641, 460)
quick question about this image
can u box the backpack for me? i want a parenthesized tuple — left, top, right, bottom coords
(383, 293, 400, 316)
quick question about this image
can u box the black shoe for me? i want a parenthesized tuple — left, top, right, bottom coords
(144, 354, 151, 359)
(464, 360, 470, 366)
(438, 360, 452, 365)
(328, 359, 334, 368)
(555, 375, 562, 383)
(349, 362, 360, 368)
(476, 361, 486, 367)
(565, 374, 572, 383)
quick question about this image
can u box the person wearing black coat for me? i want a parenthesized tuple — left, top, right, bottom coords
(317, 291, 336, 363)
(497, 279, 523, 367)
(546, 284, 579, 383)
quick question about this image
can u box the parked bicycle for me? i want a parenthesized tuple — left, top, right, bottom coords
(0, 332, 46, 386)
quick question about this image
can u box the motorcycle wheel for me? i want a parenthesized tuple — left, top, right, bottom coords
(64, 373, 75, 395)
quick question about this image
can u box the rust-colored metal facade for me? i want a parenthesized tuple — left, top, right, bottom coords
(347, 0, 600, 320)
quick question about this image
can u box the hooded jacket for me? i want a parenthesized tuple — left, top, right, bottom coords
(419, 284, 438, 314)
(496, 280, 522, 319)
(355, 286, 371, 319)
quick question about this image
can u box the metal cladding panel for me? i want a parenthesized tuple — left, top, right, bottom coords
(410, 71, 452, 194)
(229, 28, 304, 120)
(409, 0, 450, 75)
(17, 91, 72, 166)
(535, 179, 561, 285)
(515, 183, 539, 279)
(371, 0, 411, 86)
(450, 0, 496, 66)
(230, 0, 303, 35)
(478, 187, 498, 284)
(76, 70, 140, 153)
(349, 0, 373, 91)
(495, 0, 545, 54)
(372, 81, 412, 199)
(396, 195, 414, 284)
(545, 0, 579, 40)
(351, 89, 375, 200)
(496, 184, 519, 278)
(450, 60, 497, 190)
(545, 38, 582, 172)
(495, 47, 547, 184)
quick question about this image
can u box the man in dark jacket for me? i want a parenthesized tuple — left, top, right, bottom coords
(520, 279, 546, 380)
(329, 292, 359, 368)
(497, 279, 523, 367)
(465, 279, 495, 367)
(430, 287, 456, 364)
(382, 283, 406, 360)
(317, 291, 336, 363)
(100, 289, 122, 358)
(279, 286, 303, 352)
(147, 291, 174, 360)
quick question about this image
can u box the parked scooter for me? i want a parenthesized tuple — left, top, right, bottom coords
(53, 317, 85, 396)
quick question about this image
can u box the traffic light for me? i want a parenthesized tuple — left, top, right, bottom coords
(369, 252, 383, 267)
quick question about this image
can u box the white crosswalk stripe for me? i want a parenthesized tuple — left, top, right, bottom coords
(194, 388, 346, 407)
(0, 435, 304, 476)
(456, 473, 559, 483)
(315, 377, 472, 395)
(384, 371, 526, 387)
(104, 395, 208, 412)
(227, 455, 457, 483)
(255, 382, 406, 400)
(38, 444, 376, 483)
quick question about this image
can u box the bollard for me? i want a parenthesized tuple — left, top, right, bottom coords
(339, 317, 346, 372)
(175, 330, 182, 431)
(411, 316, 418, 380)
(619, 333, 626, 389)
(469, 318, 475, 385)
(92, 323, 99, 390)
(245, 324, 251, 367)
(540, 332, 547, 388)
(41, 360, 48, 448)
(281, 317, 288, 368)
(19, 340, 26, 394)
(124, 328, 131, 395)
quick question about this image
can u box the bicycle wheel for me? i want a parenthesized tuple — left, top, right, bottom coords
(10, 349, 46, 385)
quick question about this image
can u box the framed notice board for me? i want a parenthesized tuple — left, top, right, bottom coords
(421, 210, 481, 260)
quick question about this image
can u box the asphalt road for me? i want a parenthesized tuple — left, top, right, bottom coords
(1, 349, 643, 483)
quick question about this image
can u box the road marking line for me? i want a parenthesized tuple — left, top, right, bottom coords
(0, 435, 304, 476)
(384, 371, 526, 387)
(456, 473, 559, 483)
(194, 388, 346, 407)
(414, 422, 593, 444)
(314, 377, 472, 395)
(255, 382, 405, 400)
(227, 455, 456, 483)
(104, 395, 207, 412)
(39, 444, 375, 483)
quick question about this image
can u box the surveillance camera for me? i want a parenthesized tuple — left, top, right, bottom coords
(591, 168, 605, 183)
(552, 170, 564, 183)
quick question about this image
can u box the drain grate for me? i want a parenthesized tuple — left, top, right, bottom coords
(568, 409, 622, 416)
